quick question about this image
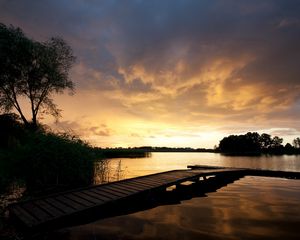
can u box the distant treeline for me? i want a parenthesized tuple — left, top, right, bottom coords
(217, 132, 300, 155)
(96, 146, 216, 155)
(94, 147, 151, 158)
(137, 147, 216, 152)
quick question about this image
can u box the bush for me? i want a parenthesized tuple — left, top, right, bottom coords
(0, 150, 17, 193)
(0, 113, 24, 149)
(0, 155, 10, 193)
(15, 132, 96, 192)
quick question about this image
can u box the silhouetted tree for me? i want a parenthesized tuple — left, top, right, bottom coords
(0, 23, 75, 129)
(284, 143, 294, 154)
(218, 132, 289, 155)
(259, 133, 272, 149)
(271, 136, 283, 148)
(219, 132, 261, 154)
(293, 137, 300, 148)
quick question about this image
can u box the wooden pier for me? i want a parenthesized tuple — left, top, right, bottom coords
(8, 166, 300, 232)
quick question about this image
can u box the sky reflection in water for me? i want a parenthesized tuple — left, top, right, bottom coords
(51, 176, 300, 240)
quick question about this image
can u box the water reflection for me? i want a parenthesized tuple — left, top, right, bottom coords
(45, 153, 300, 240)
(94, 159, 127, 184)
(46, 176, 300, 240)
(95, 153, 300, 182)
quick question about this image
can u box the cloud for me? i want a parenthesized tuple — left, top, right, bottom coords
(1, 0, 300, 147)
(89, 124, 112, 137)
(277, 18, 300, 28)
(269, 128, 300, 137)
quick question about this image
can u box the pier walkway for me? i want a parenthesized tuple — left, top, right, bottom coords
(8, 166, 299, 231)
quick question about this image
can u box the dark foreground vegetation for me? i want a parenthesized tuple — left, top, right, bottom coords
(0, 114, 100, 195)
(0, 114, 150, 238)
(0, 114, 102, 238)
(218, 132, 300, 155)
(0, 114, 150, 195)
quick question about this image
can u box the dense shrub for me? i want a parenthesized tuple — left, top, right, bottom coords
(16, 132, 96, 192)
(0, 123, 99, 193)
(0, 151, 12, 193)
(0, 113, 24, 149)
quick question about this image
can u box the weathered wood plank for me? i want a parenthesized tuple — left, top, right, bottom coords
(103, 184, 137, 195)
(72, 192, 101, 205)
(128, 178, 163, 186)
(89, 188, 120, 200)
(126, 181, 157, 190)
(130, 178, 166, 187)
(113, 182, 147, 192)
(55, 196, 85, 210)
(83, 190, 112, 202)
(82, 190, 111, 203)
(121, 180, 158, 190)
(45, 198, 75, 214)
(65, 193, 94, 207)
(34, 200, 64, 218)
(10, 205, 39, 227)
(21, 202, 52, 222)
(151, 174, 183, 181)
(92, 187, 126, 198)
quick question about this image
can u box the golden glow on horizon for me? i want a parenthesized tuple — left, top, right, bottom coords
(2, 0, 300, 148)
(16, 58, 300, 149)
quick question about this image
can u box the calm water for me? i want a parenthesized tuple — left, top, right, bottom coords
(97, 152, 300, 182)
(49, 153, 300, 240)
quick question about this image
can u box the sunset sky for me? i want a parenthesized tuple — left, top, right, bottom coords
(1, 0, 300, 148)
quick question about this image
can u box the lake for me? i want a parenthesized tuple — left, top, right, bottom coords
(95, 152, 300, 183)
(47, 153, 300, 240)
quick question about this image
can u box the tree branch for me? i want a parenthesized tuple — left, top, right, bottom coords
(0, 84, 29, 124)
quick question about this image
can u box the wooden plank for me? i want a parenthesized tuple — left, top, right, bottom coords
(82, 190, 112, 202)
(164, 172, 196, 178)
(151, 174, 182, 181)
(130, 178, 162, 187)
(55, 196, 85, 210)
(65, 193, 95, 206)
(34, 200, 64, 218)
(103, 184, 137, 195)
(149, 176, 180, 183)
(125, 181, 157, 189)
(121, 180, 157, 189)
(89, 188, 120, 200)
(151, 173, 197, 183)
(136, 177, 167, 184)
(73, 192, 103, 205)
(45, 198, 75, 214)
(92, 187, 126, 198)
(10, 205, 39, 227)
(113, 182, 146, 192)
(21, 202, 52, 222)
(129, 178, 161, 186)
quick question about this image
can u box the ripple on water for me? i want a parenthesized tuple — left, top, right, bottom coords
(44, 176, 300, 240)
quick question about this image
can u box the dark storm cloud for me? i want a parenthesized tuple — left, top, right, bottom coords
(1, 0, 300, 118)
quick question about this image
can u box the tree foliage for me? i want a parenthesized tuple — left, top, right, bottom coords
(293, 137, 300, 148)
(218, 132, 293, 155)
(0, 23, 75, 128)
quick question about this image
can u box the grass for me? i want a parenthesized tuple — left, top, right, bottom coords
(0, 130, 102, 195)
(17, 132, 99, 193)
